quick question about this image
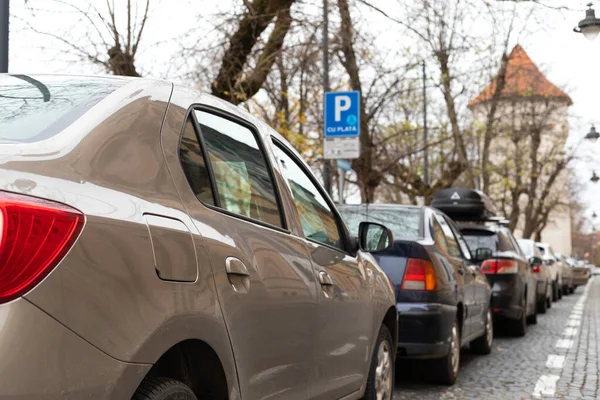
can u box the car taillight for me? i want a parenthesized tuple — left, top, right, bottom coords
(401, 258, 436, 291)
(532, 265, 541, 273)
(481, 259, 518, 274)
(0, 191, 84, 304)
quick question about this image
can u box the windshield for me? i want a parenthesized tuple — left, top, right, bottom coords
(0, 75, 125, 143)
(339, 206, 421, 239)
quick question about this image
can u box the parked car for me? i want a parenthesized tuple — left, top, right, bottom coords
(556, 252, 574, 295)
(556, 253, 574, 294)
(339, 204, 493, 386)
(571, 260, 591, 289)
(536, 243, 565, 299)
(518, 239, 552, 313)
(432, 189, 538, 337)
(0, 74, 399, 400)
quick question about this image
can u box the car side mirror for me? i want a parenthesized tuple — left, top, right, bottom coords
(358, 222, 394, 252)
(475, 247, 493, 261)
(529, 256, 543, 267)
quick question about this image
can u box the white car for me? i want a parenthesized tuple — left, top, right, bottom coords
(536, 243, 563, 301)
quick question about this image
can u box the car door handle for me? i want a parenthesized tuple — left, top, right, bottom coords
(225, 257, 250, 293)
(225, 257, 250, 277)
(318, 271, 334, 286)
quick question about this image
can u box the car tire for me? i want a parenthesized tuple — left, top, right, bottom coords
(512, 295, 527, 337)
(132, 377, 197, 400)
(547, 295, 552, 309)
(537, 295, 547, 314)
(470, 308, 493, 355)
(552, 281, 559, 302)
(570, 286, 575, 294)
(558, 285, 563, 299)
(361, 325, 394, 400)
(527, 310, 538, 324)
(432, 319, 460, 385)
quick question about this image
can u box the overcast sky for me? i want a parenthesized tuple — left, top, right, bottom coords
(6, 0, 600, 225)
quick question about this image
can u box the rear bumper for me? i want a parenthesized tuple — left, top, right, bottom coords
(0, 299, 149, 399)
(487, 277, 522, 320)
(396, 302, 456, 359)
(572, 276, 589, 286)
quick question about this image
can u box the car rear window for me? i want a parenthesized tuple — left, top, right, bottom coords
(339, 206, 421, 239)
(0, 75, 125, 143)
(461, 228, 515, 252)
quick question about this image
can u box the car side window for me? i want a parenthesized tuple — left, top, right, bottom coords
(272, 142, 342, 250)
(181, 110, 283, 228)
(179, 119, 216, 206)
(432, 217, 450, 255)
(497, 231, 514, 252)
(507, 231, 524, 257)
(446, 217, 472, 260)
(434, 214, 462, 258)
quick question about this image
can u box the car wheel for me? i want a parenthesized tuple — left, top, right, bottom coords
(552, 281, 559, 302)
(132, 377, 197, 400)
(362, 325, 394, 400)
(432, 320, 460, 385)
(512, 295, 527, 337)
(547, 295, 552, 309)
(558, 285, 563, 299)
(470, 308, 493, 355)
(537, 294, 547, 314)
(527, 310, 538, 324)
(569, 286, 575, 294)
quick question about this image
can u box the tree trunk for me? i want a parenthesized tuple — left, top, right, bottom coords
(211, 0, 295, 105)
(337, 0, 379, 202)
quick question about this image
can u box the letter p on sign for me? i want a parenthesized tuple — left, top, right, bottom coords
(334, 95, 351, 122)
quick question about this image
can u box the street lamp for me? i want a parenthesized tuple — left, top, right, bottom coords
(593, 211, 598, 219)
(585, 125, 600, 142)
(575, 3, 600, 40)
(592, 171, 600, 183)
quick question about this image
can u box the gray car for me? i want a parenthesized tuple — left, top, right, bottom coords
(0, 74, 398, 400)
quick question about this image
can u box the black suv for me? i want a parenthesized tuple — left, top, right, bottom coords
(432, 189, 537, 337)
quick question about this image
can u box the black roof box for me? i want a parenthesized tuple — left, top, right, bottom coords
(431, 188, 497, 220)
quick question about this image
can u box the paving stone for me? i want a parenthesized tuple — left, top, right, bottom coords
(394, 278, 597, 399)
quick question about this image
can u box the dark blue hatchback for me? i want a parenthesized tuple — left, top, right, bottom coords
(339, 204, 493, 385)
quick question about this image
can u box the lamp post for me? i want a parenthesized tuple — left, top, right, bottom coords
(0, 0, 8, 73)
(592, 171, 600, 184)
(585, 125, 599, 142)
(574, 3, 600, 40)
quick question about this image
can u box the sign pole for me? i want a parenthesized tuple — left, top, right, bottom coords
(422, 60, 429, 186)
(322, 0, 333, 197)
(0, 0, 8, 73)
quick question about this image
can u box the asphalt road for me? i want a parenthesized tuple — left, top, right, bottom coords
(393, 278, 598, 399)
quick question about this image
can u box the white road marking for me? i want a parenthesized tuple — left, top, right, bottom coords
(546, 355, 565, 369)
(570, 314, 582, 320)
(567, 320, 581, 327)
(533, 375, 560, 397)
(556, 339, 573, 349)
(563, 328, 578, 337)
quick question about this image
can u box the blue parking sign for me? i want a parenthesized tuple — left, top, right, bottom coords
(324, 91, 360, 138)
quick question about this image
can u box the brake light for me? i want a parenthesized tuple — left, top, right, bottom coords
(481, 259, 518, 274)
(0, 191, 84, 304)
(532, 265, 541, 273)
(401, 258, 436, 291)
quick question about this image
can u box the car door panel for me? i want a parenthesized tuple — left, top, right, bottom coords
(434, 214, 477, 341)
(270, 142, 372, 399)
(173, 108, 318, 400)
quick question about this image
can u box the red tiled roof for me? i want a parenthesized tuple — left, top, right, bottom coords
(469, 45, 572, 107)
